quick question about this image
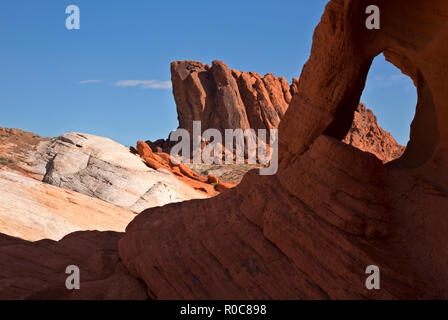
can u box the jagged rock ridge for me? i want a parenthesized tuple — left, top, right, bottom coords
(166, 60, 404, 163)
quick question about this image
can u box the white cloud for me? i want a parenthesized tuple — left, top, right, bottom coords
(369, 73, 413, 89)
(80, 80, 102, 84)
(113, 80, 172, 89)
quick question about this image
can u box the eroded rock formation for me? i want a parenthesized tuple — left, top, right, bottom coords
(37, 132, 205, 211)
(343, 103, 405, 163)
(171, 60, 294, 135)
(0, 231, 147, 299)
(119, 0, 448, 299)
(132, 141, 237, 196)
(166, 61, 404, 163)
(0, 170, 135, 241)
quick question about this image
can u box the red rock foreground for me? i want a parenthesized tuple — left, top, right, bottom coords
(0, 231, 147, 299)
(118, 0, 448, 299)
(1, 0, 447, 299)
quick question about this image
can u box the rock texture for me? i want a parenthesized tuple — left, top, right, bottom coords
(0, 231, 147, 299)
(0, 127, 50, 180)
(0, 170, 135, 241)
(35, 132, 205, 211)
(119, 0, 448, 299)
(343, 103, 405, 162)
(168, 61, 404, 163)
(133, 141, 237, 196)
(171, 60, 294, 135)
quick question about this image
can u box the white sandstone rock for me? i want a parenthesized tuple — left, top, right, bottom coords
(27, 132, 205, 211)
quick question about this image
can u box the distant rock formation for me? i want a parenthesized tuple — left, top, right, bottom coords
(132, 141, 237, 196)
(171, 60, 295, 135)
(164, 60, 405, 163)
(343, 103, 405, 163)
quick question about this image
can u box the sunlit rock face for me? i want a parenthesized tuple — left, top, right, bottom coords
(169, 60, 404, 163)
(342, 103, 405, 163)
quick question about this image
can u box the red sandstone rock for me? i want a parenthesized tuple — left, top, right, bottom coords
(171, 60, 292, 135)
(169, 60, 403, 163)
(207, 175, 219, 184)
(119, 0, 448, 299)
(343, 103, 405, 163)
(135, 141, 236, 196)
(0, 231, 147, 299)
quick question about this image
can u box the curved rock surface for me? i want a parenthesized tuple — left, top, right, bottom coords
(36, 132, 205, 211)
(0, 170, 135, 241)
(0, 231, 147, 299)
(119, 0, 448, 299)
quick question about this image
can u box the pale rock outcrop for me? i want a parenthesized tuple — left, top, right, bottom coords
(0, 170, 135, 241)
(37, 132, 205, 210)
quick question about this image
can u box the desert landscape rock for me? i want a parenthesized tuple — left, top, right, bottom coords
(0, 169, 135, 241)
(38, 132, 206, 210)
(133, 141, 237, 196)
(0, 127, 51, 180)
(343, 103, 405, 162)
(161, 60, 405, 163)
(171, 60, 292, 135)
(0, 231, 147, 299)
(0, 129, 209, 211)
(118, 0, 448, 299)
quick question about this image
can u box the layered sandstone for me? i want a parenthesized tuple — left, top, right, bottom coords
(34, 132, 204, 211)
(132, 141, 237, 196)
(1, 129, 208, 211)
(119, 0, 448, 299)
(0, 170, 135, 241)
(0, 127, 50, 180)
(171, 60, 294, 135)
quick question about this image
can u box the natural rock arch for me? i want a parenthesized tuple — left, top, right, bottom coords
(117, 0, 448, 299)
(280, 0, 444, 169)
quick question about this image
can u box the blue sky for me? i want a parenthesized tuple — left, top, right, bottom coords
(0, 0, 416, 146)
